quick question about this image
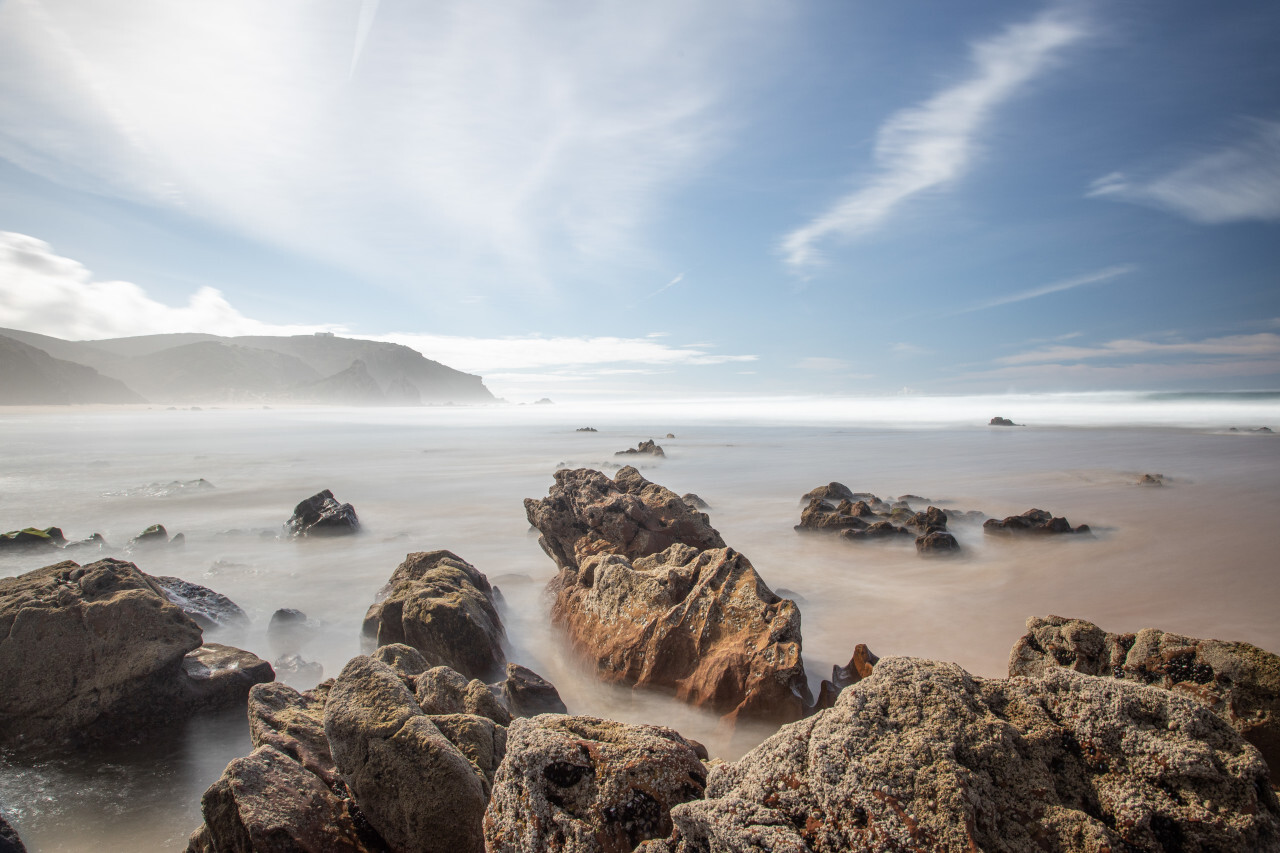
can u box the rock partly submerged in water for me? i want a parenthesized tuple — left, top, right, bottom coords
(1011, 614, 1280, 784)
(362, 550, 506, 681)
(526, 467, 811, 726)
(0, 808, 25, 853)
(285, 489, 360, 538)
(984, 507, 1091, 536)
(639, 656, 1280, 853)
(0, 558, 271, 749)
(151, 575, 249, 632)
(614, 439, 665, 457)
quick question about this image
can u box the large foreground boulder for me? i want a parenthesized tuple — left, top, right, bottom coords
(641, 656, 1280, 852)
(362, 551, 506, 680)
(557, 543, 810, 724)
(1011, 614, 1280, 783)
(527, 468, 810, 725)
(524, 466, 725, 573)
(0, 559, 271, 747)
(485, 715, 706, 853)
(0, 808, 24, 853)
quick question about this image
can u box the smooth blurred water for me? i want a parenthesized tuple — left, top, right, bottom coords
(1, 396, 1278, 851)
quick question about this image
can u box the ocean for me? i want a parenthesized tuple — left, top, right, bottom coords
(1, 393, 1278, 851)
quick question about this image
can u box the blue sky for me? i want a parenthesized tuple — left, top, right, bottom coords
(0, 0, 1277, 400)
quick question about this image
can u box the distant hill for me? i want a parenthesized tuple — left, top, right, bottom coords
(0, 334, 145, 404)
(0, 329, 495, 405)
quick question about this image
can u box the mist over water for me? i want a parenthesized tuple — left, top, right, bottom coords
(2, 393, 1278, 851)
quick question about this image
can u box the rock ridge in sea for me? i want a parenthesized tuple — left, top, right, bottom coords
(525, 466, 811, 725)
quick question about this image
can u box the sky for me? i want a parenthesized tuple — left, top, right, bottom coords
(1, 0, 1278, 401)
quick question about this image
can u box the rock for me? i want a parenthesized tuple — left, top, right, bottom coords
(680, 493, 709, 509)
(555, 544, 811, 725)
(362, 551, 506, 681)
(415, 665, 512, 726)
(484, 715, 706, 853)
(1138, 473, 1165, 486)
(0, 527, 65, 551)
(129, 523, 174, 548)
(1256, 427, 1274, 433)
(61, 532, 107, 552)
(839, 521, 912, 541)
(614, 439, 665, 457)
(0, 810, 25, 853)
(897, 494, 930, 503)
(915, 531, 960, 555)
(794, 497, 868, 534)
(644, 656, 1280, 852)
(906, 506, 948, 531)
(286, 489, 360, 538)
(525, 466, 725, 573)
(984, 508, 1091, 536)
(498, 663, 568, 717)
(268, 607, 317, 654)
(371, 642, 432, 679)
(1010, 614, 1280, 784)
(800, 482, 855, 503)
(989, 416, 1020, 426)
(815, 643, 879, 711)
(576, 427, 598, 432)
(665, 433, 675, 439)
(187, 744, 374, 853)
(151, 576, 249, 632)
(247, 680, 339, 785)
(181, 643, 274, 712)
(323, 655, 489, 853)
(273, 653, 324, 686)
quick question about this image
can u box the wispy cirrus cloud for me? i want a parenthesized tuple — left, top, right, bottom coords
(780, 7, 1088, 269)
(998, 332, 1280, 366)
(1087, 119, 1280, 224)
(956, 264, 1136, 314)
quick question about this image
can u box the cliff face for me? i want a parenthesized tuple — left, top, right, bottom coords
(0, 330, 494, 405)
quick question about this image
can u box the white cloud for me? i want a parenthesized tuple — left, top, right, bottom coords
(0, 1, 781, 291)
(780, 7, 1087, 268)
(0, 231, 335, 339)
(795, 357, 852, 371)
(1087, 120, 1280, 224)
(890, 342, 931, 356)
(999, 332, 1280, 366)
(956, 264, 1136, 314)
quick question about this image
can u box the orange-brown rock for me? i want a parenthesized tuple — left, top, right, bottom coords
(554, 543, 810, 725)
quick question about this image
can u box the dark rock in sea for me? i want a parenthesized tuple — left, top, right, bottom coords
(1138, 472, 1165, 486)
(794, 497, 868, 533)
(61, 532, 107, 552)
(0, 527, 66, 551)
(268, 607, 318, 655)
(944, 508, 988, 522)
(286, 490, 361, 538)
(815, 643, 879, 711)
(0, 559, 271, 748)
(984, 508, 1091, 536)
(496, 663, 568, 718)
(614, 438, 665, 457)
(897, 493, 931, 503)
(0, 809, 25, 853)
(639, 656, 1280, 853)
(665, 433, 676, 438)
(534, 398, 554, 405)
(840, 520, 912, 541)
(151, 575, 249, 632)
(906, 506, 949, 531)
(989, 416, 1020, 426)
(1256, 427, 1274, 433)
(128, 523, 173, 548)
(575, 426, 597, 432)
(916, 530, 961, 555)
(323, 655, 490, 853)
(526, 467, 808, 726)
(1011, 614, 1280, 784)
(362, 551, 506, 681)
(800, 481, 856, 503)
(485, 715, 705, 853)
(680, 492, 710, 509)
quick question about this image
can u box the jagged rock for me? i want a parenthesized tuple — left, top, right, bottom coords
(794, 498, 867, 533)
(906, 506, 948, 531)
(576, 427, 598, 432)
(323, 655, 489, 853)
(61, 532, 107, 552)
(0, 809, 25, 853)
(984, 508, 1091, 536)
(129, 523, 177, 548)
(415, 665, 511, 726)
(815, 644, 879, 710)
(186, 744, 374, 853)
(371, 642, 431, 679)
(0, 527, 65, 551)
(1138, 473, 1165, 486)
(615, 439, 665, 457)
(555, 544, 810, 725)
(152, 576, 249, 631)
(680, 493, 709, 509)
(1010, 615, 1280, 784)
(362, 551, 506, 681)
(247, 680, 339, 785)
(524, 466, 725, 573)
(484, 715, 706, 853)
(839, 521, 912, 541)
(989, 416, 1019, 426)
(497, 663, 568, 717)
(285, 490, 360, 538)
(800, 482, 855, 503)
(915, 531, 960, 555)
(641, 656, 1280, 853)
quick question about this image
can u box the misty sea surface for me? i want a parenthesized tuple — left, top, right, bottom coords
(2, 392, 1279, 851)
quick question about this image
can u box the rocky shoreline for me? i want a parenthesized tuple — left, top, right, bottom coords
(2, 466, 1279, 851)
